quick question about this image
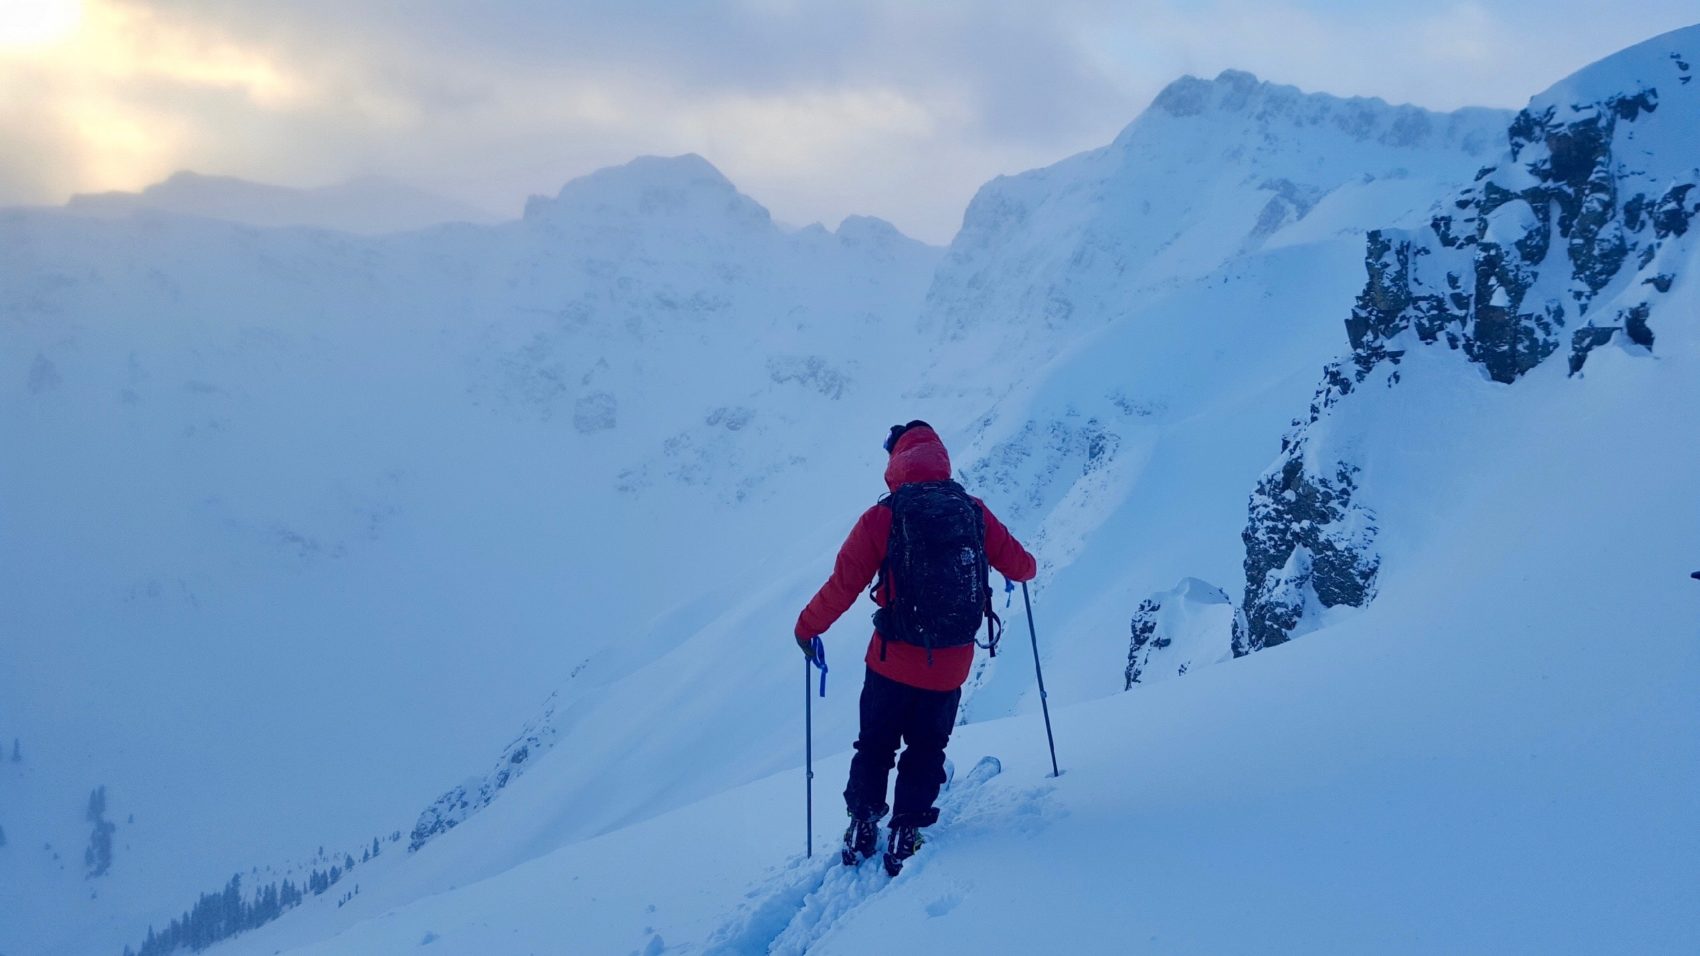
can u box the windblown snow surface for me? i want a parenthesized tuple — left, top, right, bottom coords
(2, 26, 1697, 956)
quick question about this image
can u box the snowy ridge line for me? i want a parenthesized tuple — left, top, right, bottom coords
(921, 66, 1511, 355)
(407, 693, 561, 852)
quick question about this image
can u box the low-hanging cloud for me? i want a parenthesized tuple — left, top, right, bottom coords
(2, 0, 1695, 242)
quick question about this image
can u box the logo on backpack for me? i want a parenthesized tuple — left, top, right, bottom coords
(871, 480, 1001, 662)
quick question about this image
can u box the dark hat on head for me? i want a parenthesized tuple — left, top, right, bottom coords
(883, 420, 932, 454)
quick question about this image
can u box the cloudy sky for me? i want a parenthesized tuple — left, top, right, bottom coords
(1, 0, 1694, 243)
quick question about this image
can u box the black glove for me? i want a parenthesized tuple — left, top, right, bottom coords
(796, 634, 818, 660)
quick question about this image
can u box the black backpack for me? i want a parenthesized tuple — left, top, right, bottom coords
(870, 480, 1002, 663)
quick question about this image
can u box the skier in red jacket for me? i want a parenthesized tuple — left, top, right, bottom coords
(795, 421, 1036, 873)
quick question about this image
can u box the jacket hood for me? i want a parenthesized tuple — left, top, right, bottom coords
(884, 425, 951, 491)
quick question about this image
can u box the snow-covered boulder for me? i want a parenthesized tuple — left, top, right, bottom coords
(1124, 578, 1241, 688)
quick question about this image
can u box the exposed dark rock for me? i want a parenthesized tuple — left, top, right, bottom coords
(1623, 303, 1655, 348)
(1125, 579, 1241, 686)
(1237, 63, 1694, 651)
(1239, 459, 1379, 654)
(1569, 325, 1617, 374)
(84, 786, 115, 879)
(1342, 85, 1690, 386)
(1125, 599, 1162, 689)
(409, 695, 559, 852)
(1653, 183, 1695, 238)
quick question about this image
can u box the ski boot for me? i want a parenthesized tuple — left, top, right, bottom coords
(841, 816, 879, 866)
(883, 824, 925, 877)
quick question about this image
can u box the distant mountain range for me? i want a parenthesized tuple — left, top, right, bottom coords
(64, 171, 503, 234)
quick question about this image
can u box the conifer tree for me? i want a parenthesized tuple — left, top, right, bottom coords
(84, 785, 115, 878)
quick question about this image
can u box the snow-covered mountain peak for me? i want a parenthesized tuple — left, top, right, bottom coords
(835, 214, 904, 244)
(920, 69, 1512, 358)
(1146, 68, 1302, 118)
(1531, 23, 1695, 117)
(523, 153, 772, 233)
(1141, 68, 1506, 154)
(832, 214, 938, 260)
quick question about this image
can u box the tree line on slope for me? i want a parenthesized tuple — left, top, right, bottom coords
(120, 834, 397, 956)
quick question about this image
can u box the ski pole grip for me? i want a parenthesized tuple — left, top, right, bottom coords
(811, 636, 828, 697)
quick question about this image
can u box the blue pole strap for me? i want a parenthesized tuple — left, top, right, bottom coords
(811, 636, 828, 697)
(1003, 575, 1015, 608)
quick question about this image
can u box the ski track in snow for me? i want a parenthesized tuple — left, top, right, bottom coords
(699, 756, 1035, 955)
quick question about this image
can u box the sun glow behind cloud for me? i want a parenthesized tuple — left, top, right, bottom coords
(0, 0, 83, 49)
(0, 0, 314, 197)
(75, 2, 304, 107)
(2, 0, 1697, 241)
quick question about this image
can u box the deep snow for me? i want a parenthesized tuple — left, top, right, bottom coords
(2, 25, 1697, 956)
(214, 330, 1700, 952)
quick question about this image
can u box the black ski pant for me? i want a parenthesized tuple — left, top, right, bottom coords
(843, 667, 961, 829)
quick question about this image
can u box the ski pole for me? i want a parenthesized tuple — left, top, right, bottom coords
(804, 636, 826, 857)
(804, 653, 812, 857)
(1021, 582, 1060, 777)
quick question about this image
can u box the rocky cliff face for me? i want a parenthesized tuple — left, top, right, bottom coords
(1237, 29, 1699, 654)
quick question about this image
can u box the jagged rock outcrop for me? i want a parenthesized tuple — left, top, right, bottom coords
(1347, 84, 1686, 382)
(409, 695, 560, 851)
(1125, 579, 1242, 688)
(1238, 30, 1699, 653)
(1238, 459, 1379, 654)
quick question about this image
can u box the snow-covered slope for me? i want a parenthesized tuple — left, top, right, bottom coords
(208, 305, 1700, 951)
(6, 26, 1696, 956)
(0, 154, 939, 956)
(192, 30, 1700, 954)
(3, 71, 1512, 953)
(64, 172, 502, 234)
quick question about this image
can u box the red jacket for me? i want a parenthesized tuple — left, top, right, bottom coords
(795, 426, 1037, 691)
